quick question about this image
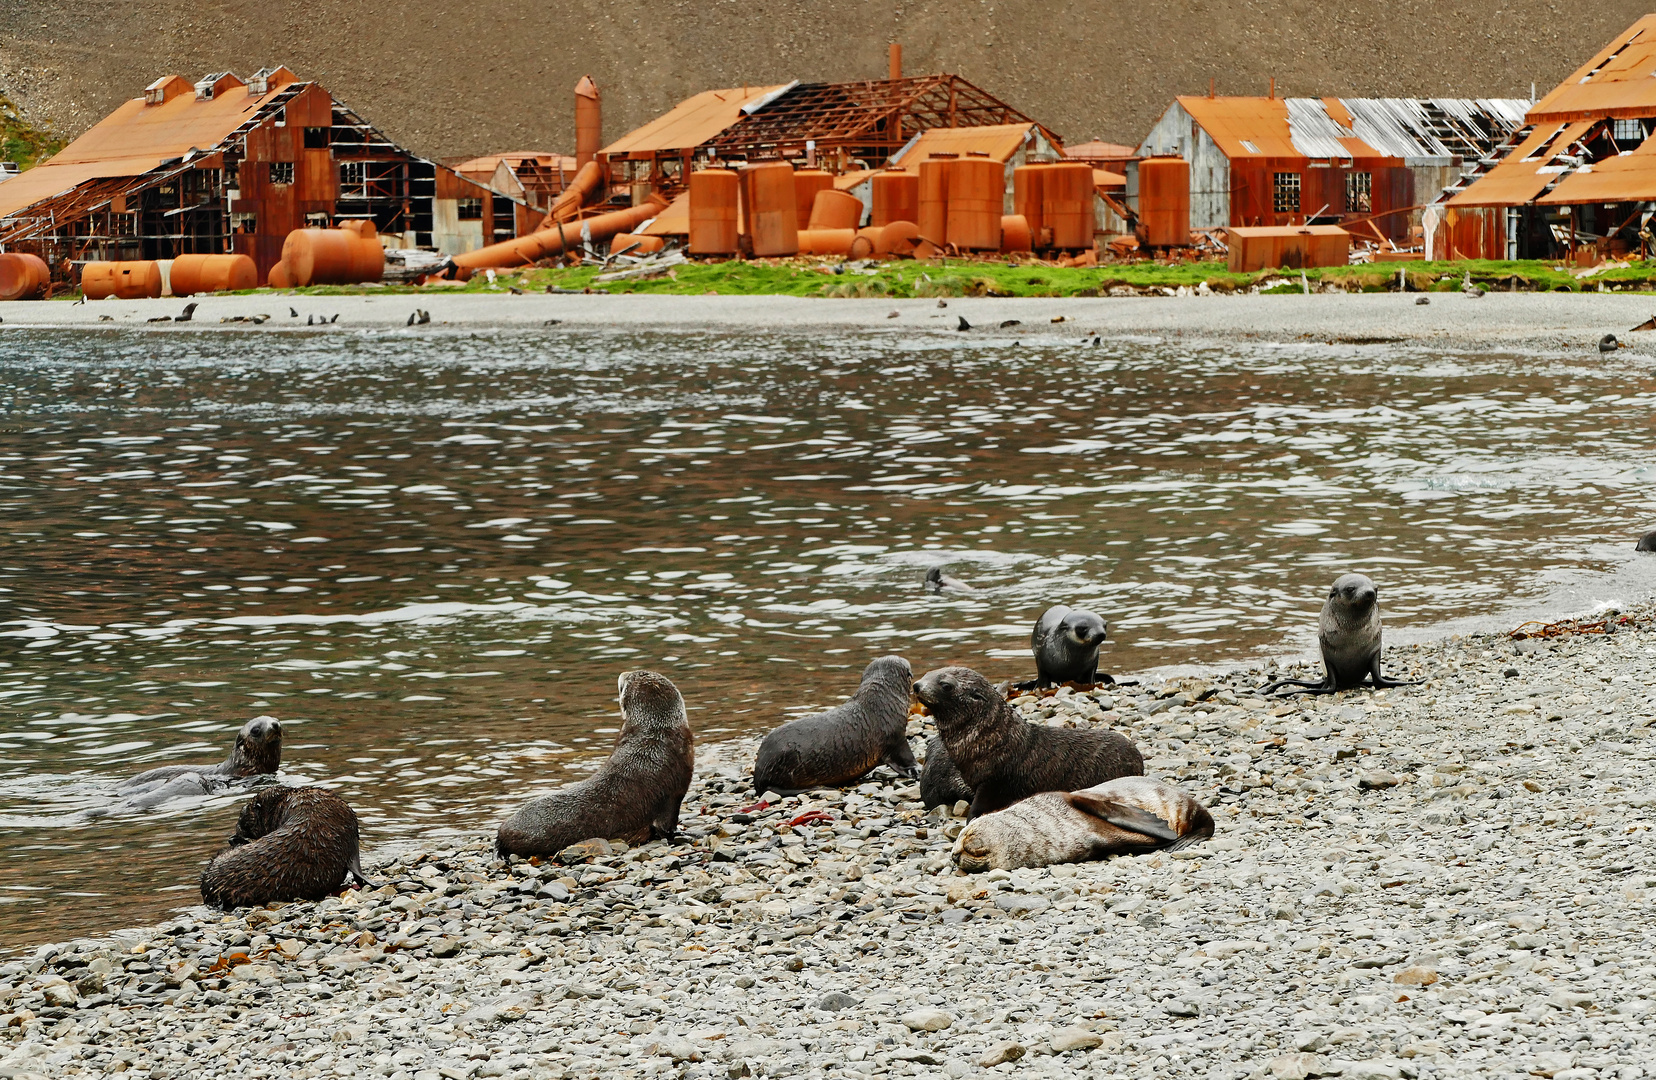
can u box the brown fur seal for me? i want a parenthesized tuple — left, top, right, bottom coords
(912, 665, 1143, 819)
(496, 670, 694, 858)
(752, 656, 916, 795)
(919, 735, 974, 810)
(953, 776, 1213, 873)
(1260, 573, 1420, 696)
(199, 785, 369, 908)
(1030, 606, 1110, 686)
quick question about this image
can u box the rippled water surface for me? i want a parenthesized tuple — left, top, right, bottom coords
(3, 326, 1654, 950)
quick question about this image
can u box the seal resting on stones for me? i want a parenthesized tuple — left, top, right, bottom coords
(496, 670, 694, 858)
(918, 736, 974, 810)
(199, 785, 369, 909)
(1260, 573, 1420, 696)
(953, 776, 1213, 872)
(913, 665, 1142, 819)
(118, 716, 282, 807)
(752, 656, 917, 795)
(1031, 606, 1110, 686)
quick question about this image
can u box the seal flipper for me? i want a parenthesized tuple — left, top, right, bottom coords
(1067, 792, 1181, 843)
(345, 852, 373, 890)
(1369, 652, 1422, 689)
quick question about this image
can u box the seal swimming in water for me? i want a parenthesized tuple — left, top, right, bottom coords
(918, 736, 974, 810)
(118, 715, 282, 807)
(496, 670, 694, 858)
(953, 776, 1214, 872)
(913, 665, 1143, 819)
(199, 785, 369, 909)
(1637, 530, 1656, 552)
(925, 566, 976, 594)
(1031, 605, 1110, 686)
(752, 656, 917, 795)
(1260, 573, 1420, 696)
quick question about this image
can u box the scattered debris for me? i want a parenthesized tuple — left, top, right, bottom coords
(1631, 315, 1656, 332)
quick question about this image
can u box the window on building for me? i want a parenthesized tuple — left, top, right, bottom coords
(269, 161, 294, 185)
(303, 127, 330, 148)
(1614, 118, 1646, 145)
(340, 161, 366, 194)
(457, 198, 484, 221)
(1346, 171, 1373, 214)
(1273, 172, 1301, 214)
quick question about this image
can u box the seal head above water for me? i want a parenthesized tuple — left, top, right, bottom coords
(496, 670, 695, 858)
(199, 785, 369, 909)
(1031, 606, 1109, 686)
(752, 656, 917, 795)
(925, 566, 976, 594)
(117, 716, 283, 809)
(1261, 573, 1420, 696)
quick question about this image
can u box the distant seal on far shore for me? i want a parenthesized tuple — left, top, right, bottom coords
(1636, 530, 1656, 552)
(918, 736, 973, 810)
(200, 785, 369, 909)
(752, 656, 917, 795)
(954, 776, 1214, 872)
(1260, 573, 1420, 696)
(496, 671, 694, 858)
(118, 716, 282, 807)
(914, 665, 1142, 818)
(1031, 606, 1110, 686)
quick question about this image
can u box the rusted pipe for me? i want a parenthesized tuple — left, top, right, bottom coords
(543, 160, 605, 228)
(454, 195, 668, 272)
(575, 75, 601, 170)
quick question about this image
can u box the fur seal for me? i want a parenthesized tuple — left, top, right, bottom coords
(752, 656, 917, 794)
(1637, 530, 1656, 552)
(953, 776, 1214, 872)
(918, 735, 974, 810)
(1031, 605, 1109, 686)
(496, 670, 694, 858)
(1260, 573, 1419, 696)
(925, 566, 976, 594)
(199, 785, 369, 909)
(118, 716, 282, 807)
(913, 665, 1143, 818)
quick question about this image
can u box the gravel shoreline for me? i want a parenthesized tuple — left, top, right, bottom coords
(4, 606, 1655, 1080)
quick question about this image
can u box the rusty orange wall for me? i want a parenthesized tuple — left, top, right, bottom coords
(1439, 206, 1503, 260)
(1230, 158, 1412, 240)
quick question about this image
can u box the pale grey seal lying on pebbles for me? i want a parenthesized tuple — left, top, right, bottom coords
(118, 715, 282, 807)
(199, 785, 369, 909)
(496, 671, 694, 858)
(1031, 605, 1110, 686)
(752, 656, 917, 795)
(953, 776, 1214, 872)
(1260, 573, 1419, 695)
(1637, 530, 1656, 552)
(918, 735, 973, 810)
(914, 665, 1142, 818)
(925, 566, 976, 593)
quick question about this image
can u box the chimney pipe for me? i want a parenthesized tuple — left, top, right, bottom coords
(575, 75, 601, 169)
(1268, 77, 1276, 100)
(889, 43, 902, 81)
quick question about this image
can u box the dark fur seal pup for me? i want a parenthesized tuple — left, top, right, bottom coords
(1260, 573, 1420, 696)
(199, 785, 369, 909)
(913, 665, 1142, 819)
(925, 566, 976, 594)
(752, 656, 917, 795)
(496, 670, 694, 858)
(918, 735, 974, 810)
(1637, 530, 1656, 552)
(118, 716, 282, 808)
(1031, 605, 1110, 685)
(954, 776, 1214, 872)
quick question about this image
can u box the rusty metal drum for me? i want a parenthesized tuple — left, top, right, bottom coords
(689, 168, 739, 256)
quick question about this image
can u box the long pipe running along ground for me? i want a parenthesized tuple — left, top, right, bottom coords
(452, 196, 668, 272)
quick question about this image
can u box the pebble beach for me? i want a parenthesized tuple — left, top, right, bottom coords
(4, 604, 1654, 1080)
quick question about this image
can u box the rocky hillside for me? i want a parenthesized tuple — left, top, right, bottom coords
(0, 1, 1648, 160)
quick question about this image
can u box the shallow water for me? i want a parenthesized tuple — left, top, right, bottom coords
(2, 326, 1654, 951)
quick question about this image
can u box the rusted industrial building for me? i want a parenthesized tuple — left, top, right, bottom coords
(0, 67, 529, 284)
(1126, 95, 1529, 243)
(448, 152, 580, 216)
(1439, 15, 1656, 262)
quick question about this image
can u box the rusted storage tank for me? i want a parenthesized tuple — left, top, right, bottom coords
(1042, 163, 1095, 250)
(807, 189, 863, 231)
(740, 162, 800, 258)
(849, 226, 883, 259)
(0, 252, 51, 300)
(81, 260, 163, 300)
(170, 254, 258, 296)
(947, 156, 1004, 251)
(689, 169, 740, 256)
(575, 75, 601, 170)
(267, 262, 294, 289)
(282, 221, 385, 286)
(1013, 164, 1048, 247)
(877, 220, 921, 257)
(871, 169, 919, 228)
(1138, 157, 1192, 248)
(612, 233, 665, 256)
(793, 170, 834, 232)
(798, 228, 856, 256)
(1000, 215, 1033, 254)
(916, 156, 954, 248)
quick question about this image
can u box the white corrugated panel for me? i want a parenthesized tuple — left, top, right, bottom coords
(1285, 99, 1354, 159)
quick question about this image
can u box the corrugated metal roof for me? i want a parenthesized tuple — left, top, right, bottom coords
(1174, 96, 1529, 166)
(1531, 16, 1656, 122)
(1447, 122, 1593, 207)
(599, 85, 788, 157)
(1536, 136, 1656, 203)
(1065, 140, 1136, 159)
(887, 123, 1038, 169)
(1176, 97, 1296, 158)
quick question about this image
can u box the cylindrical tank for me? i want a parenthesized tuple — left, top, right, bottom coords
(1000, 215, 1033, 254)
(849, 227, 882, 260)
(740, 162, 800, 258)
(281, 221, 385, 286)
(1138, 156, 1192, 248)
(453, 195, 668, 271)
(1012, 163, 1048, 246)
(807, 189, 863, 231)
(81, 260, 162, 300)
(917, 156, 953, 247)
(792, 170, 834, 232)
(689, 168, 740, 256)
(877, 220, 921, 257)
(0, 252, 50, 300)
(611, 233, 665, 256)
(267, 261, 294, 289)
(871, 169, 919, 228)
(946, 156, 1004, 251)
(575, 75, 601, 170)
(798, 228, 856, 256)
(1042, 162, 1095, 250)
(170, 253, 258, 296)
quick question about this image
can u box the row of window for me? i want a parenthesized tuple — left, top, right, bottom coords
(266, 161, 369, 187)
(1270, 171, 1372, 215)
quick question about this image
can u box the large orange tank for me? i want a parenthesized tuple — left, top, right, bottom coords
(689, 168, 739, 256)
(916, 156, 953, 248)
(798, 228, 856, 256)
(282, 220, 385, 286)
(170, 253, 258, 296)
(453, 196, 668, 271)
(792, 170, 834, 232)
(946, 156, 1004, 251)
(1138, 156, 1191, 248)
(81, 261, 162, 300)
(849, 226, 882, 259)
(575, 75, 601, 170)
(877, 220, 921, 257)
(1000, 215, 1033, 254)
(0, 252, 50, 300)
(807, 189, 863, 231)
(871, 170, 919, 228)
(741, 163, 799, 258)
(1042, 162, 1095, 250)
(1013, 164, 1049, 247)
(267, 262, 294, 289)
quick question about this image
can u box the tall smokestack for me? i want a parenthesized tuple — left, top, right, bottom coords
(889, 43, 902, 81)
(575, 75, 601, 169)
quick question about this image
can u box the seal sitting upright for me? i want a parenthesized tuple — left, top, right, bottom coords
(913, 665, 1142, 819)
(752, 656, 917, 794)
(953, 776, 1213, 873)
(1260, 573, 1420, 696)
(1031, 606, 1110, 686)
(199, 785, 369, 908)
(496, 670, 694, 858)
(118, 715, 282, 807)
